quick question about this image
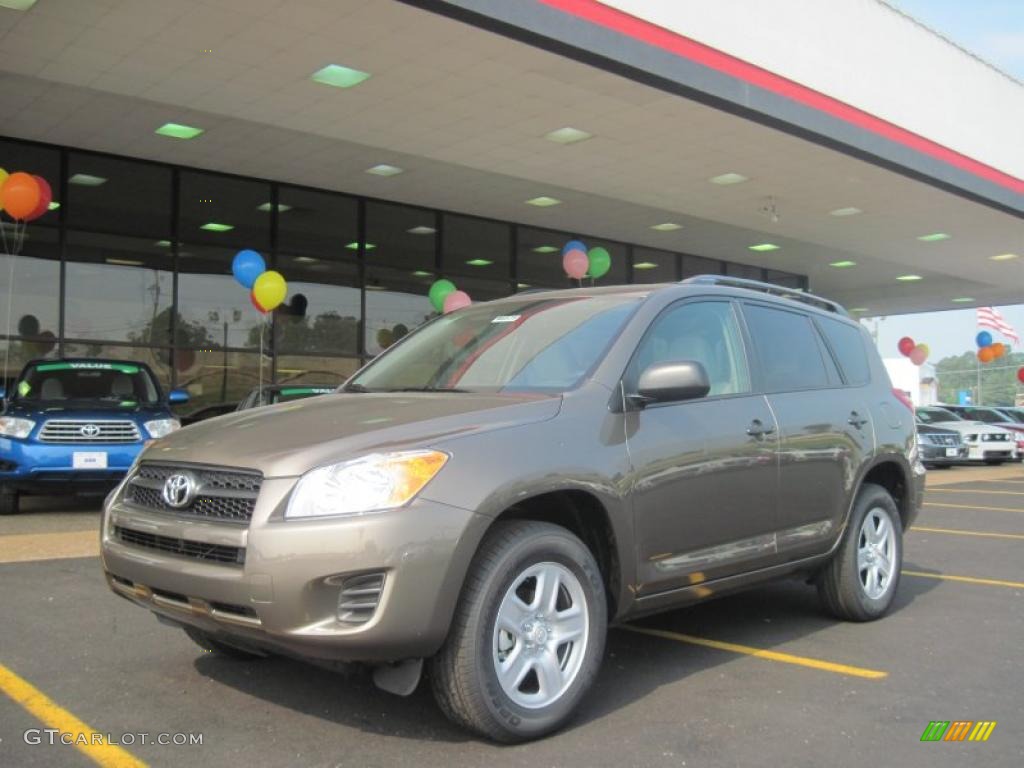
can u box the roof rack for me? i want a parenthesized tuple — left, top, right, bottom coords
(681, 275, 848, 316)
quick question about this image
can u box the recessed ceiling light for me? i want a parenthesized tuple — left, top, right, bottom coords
(748, 243, 780, 252)
(532, 245, 558, 253)
(951, 297, 974, 303)
(105, 258, 143, 267)
(411, 270, 433, 277)
(709, 172, 749, 185)
(345, 242, 376, 251)
(294, 256, 318, 263)
(829, 207, 862, 217)
(917, 233, 950, 242)
(0, 1, 39, 10)
(466, 259, 493, 266)
(154, 240, 173, 248)
(544, 127, 593, 144)
(47, 201, 60, 211)
(256, 202, 292, 213)
(69, 173, 107, 187)
(633, 262, 659, 270)
(849, 307, 869, 313)
(311, 64, 371, 89)
(407, 226, 436, 235)
(517, 283, 531, 289)
(896, 274, 923, 281)
(525, 196, 561, 207)
(365, 164, 403, 177)
(155, 122, 204, 140)
(650, 223, 683, 232)
(990, 253, 1019, 261)
(200, 222, 233, 232)
(829, 260, 857, 268)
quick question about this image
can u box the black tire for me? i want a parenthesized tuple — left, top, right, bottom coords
(984, 460, 1004, 466)
(818, 483, 903, 622)
(0, 488, 19, 516)
(183, 626, 267, 660)
(430, 520, 607, 743)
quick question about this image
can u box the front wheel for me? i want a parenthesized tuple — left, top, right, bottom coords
(818, 483, 903, 621)
(0, 488, 20, 516)
(430, 520, 607, 743)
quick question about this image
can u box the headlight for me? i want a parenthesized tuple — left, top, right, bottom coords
(144, 418, 180, 438)
(285, 450, 449, 520)
(0, 416, 35, 438)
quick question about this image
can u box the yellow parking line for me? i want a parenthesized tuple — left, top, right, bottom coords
(621, 626, 887, 679)
(0, 531, 99, 564)
(924, 502, 1024, 514)
(928, 488, 1024, 496)
(902, 570, 1024, 589)
(0, 663, 146, 767)
(911, 526, 1024, 541)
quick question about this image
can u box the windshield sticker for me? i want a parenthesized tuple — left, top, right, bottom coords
(36, 362, 140, 374)
(17, 381, 31, 397)
(280, 387, 334, 396)
(491, 315, 521, 324)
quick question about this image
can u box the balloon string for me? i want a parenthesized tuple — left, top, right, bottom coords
(2, 224, 16, 388)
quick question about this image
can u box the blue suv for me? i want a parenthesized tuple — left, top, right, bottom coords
(0, 358, 188, 515)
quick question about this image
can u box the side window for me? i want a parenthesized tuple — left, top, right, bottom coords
(632, 301, 750, 397)
(743, 304, 829, 392)
(818, 316, 870, 386)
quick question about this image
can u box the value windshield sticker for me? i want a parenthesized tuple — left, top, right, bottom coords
(36, 362, 140, 374)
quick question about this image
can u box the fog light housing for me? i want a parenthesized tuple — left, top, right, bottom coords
(330, 572, 386, 625)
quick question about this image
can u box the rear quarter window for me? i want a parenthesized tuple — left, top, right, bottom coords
(818, 317, 871, 386)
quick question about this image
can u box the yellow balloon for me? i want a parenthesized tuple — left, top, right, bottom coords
(917, 343, 929, 357)
(252, 270, 287, 311)
(0, 167, 9, 212)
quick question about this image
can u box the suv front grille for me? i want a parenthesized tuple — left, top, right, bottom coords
(114, 525, 245, 565)
(39, 419, 141, 444)
(124, 463, 262, 523)
(925, 433, 959, 446)
(981, 433, 1009, 442)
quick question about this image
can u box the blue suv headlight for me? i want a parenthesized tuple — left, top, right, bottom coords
(0, 416, 35, 438)
(144, 418, 180, 439)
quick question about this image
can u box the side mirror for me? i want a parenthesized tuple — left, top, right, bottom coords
(168, 388, 190, 405)
(631, 361, 710, 407)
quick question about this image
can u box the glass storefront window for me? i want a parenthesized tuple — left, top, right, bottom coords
(179, 171, 270, 250)
(275, 255, 360, 356)
(174, 349, 267, 409)
(64, 231, 174, 344)
(277, 186, 358, 259)
(442, 214, 511, 279)
(632, 248, 678, 284)
(681, 254, 723, 280)
(275, 355, 362, 386)
(725, 261, 764, 280)
(68, 153, 171, 237)
(517, 226, 575, 289)
(366, 201, 435, 272)
(365, 267, 436, 356)
(0, 227, 60, 346)
(765, 269, 807, 289)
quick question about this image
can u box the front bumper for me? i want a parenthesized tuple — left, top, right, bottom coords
(0, 438, 142, 494)
(964, 442, 1015, 462)
(918, 443, 968, 464)
(100, 478, 488, 662)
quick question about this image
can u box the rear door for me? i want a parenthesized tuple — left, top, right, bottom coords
(741, 303, 872, 561)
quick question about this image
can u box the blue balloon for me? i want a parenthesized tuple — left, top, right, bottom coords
(562, 239, 587, 256)
(232, 249, 265, 289)
(976, 331, 993, 348)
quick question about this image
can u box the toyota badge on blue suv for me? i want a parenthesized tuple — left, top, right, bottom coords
(0, 358, 189, 515)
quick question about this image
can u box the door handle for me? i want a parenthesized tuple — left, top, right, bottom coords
(848, 412, 868, 429)
(747, 419, 776, 438)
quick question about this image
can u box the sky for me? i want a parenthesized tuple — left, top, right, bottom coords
(889, 0, 1024, 80)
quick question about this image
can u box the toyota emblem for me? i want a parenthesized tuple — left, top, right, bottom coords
(80, 423, 101, 438)
(162, 473, 195, 508)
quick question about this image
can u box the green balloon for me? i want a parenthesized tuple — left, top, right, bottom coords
(587, 247, 611, 279)
(428, 279, 456, 313)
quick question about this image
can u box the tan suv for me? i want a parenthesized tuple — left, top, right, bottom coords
(101, 277, 924, 742)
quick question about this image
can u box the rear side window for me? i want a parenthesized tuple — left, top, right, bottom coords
(818, 317, 870, 386)
(743, 304, 829, 392)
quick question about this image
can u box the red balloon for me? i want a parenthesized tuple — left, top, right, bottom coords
(25, 175, 52, 221)
(250, 290, 268, 314)
(1018, 367, 1024, 384)
(1, 172, 40, 220)
(897, 336, 915, 356)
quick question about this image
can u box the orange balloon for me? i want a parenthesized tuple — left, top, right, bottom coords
(1, 172, 40, 220)
(978, 346, 995, 363)
(991, 342, 1005, 358)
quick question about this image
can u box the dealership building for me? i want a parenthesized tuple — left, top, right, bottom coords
(0, 0, 1021, 409)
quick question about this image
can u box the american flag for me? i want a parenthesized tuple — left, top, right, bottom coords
(977, 306, 1020, 344)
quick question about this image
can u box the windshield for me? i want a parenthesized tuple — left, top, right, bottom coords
(14, 361, 160, 405)
(916, 407, 961, 424)
(963, 408, 1004, 424)
(349, 295, 640, 394)
(1000, 408, 1024, 424)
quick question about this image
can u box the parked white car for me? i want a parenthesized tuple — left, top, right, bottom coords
(916, 407, 1017, 465)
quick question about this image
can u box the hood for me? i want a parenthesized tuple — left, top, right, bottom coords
(916, 424, 960, 436)
(929, 420, 1010, 436)
(3, 402, 171, 420)
(141, 391, 561, 477)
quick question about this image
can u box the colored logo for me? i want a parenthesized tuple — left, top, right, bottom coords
(162, 474, 195, 509)
(920, 721, 997, 742)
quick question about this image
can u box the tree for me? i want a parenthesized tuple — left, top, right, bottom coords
(126, 307, 217, 348)
(934, 350, 1024, 406)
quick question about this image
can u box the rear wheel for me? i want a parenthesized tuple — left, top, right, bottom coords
(430, 520, 606, 743)
(183, 627, 267, 660)
(0, 488, 20, 516)
(818, 483, 903, 621)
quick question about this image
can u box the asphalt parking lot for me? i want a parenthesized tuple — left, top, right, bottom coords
(1, 466, 1021, 768)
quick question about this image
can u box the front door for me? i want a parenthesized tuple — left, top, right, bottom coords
(625, 300, 780, 596)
